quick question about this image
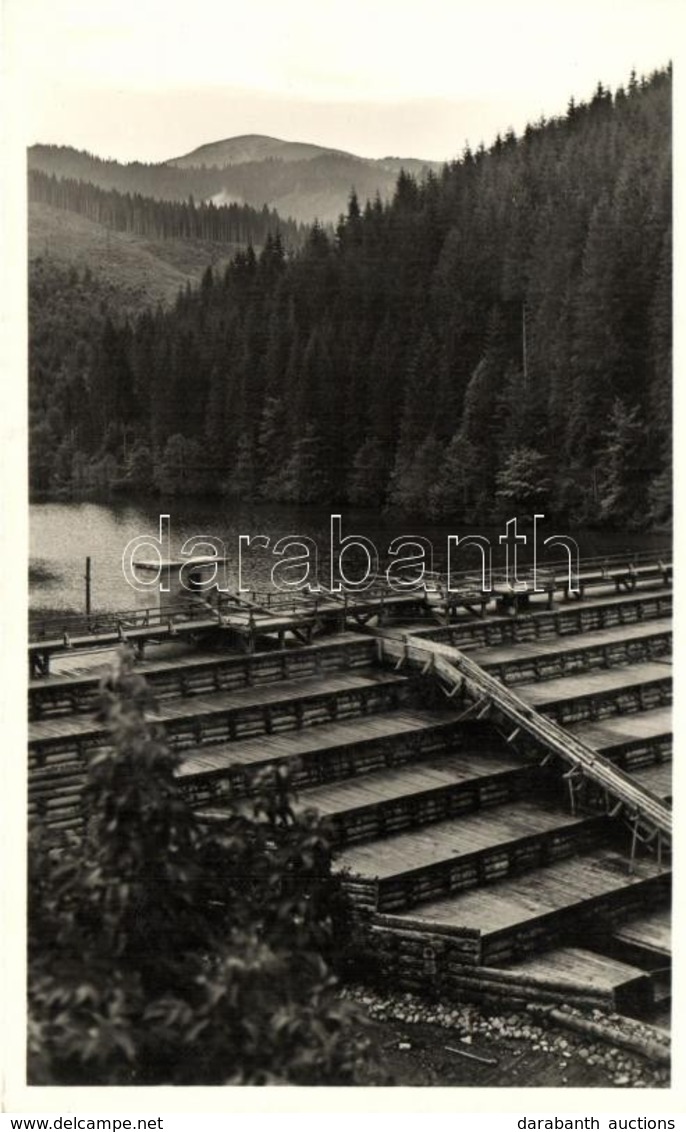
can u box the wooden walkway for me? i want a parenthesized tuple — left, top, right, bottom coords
(406, 587, 673, 649)
(196, 746, 535, 843)
(629, 763, 671, 802)
(29, 551, 671, 671)
(32, 632, 370, 686)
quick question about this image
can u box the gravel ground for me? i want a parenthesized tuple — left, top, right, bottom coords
(340, 986, 670, 1088)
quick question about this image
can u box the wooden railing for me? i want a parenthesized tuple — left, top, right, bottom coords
(29, 549, 671, 643)
(28, 598, 226, 643)
(376, 631, 672, 853)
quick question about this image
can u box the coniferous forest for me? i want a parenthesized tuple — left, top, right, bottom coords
(29, 169, 306, 248)
(29, 67, 672, 528)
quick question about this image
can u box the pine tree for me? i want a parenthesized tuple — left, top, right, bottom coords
(494, 447, 552, 516)
(596, 399, 647, 527)
(348, 437, 388, 507)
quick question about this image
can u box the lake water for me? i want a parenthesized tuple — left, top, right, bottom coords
(29, 497, 669, 614)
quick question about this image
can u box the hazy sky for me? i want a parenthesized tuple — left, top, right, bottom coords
(6, 0, 679, 162)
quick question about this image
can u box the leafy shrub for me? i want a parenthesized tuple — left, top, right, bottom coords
(28, 650, 369, 1085)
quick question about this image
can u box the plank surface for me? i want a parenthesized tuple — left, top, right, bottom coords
(612, 908, 671, 958)
(176, 708, 463, 778)
(471, 623, 671, 667)
(517, 662, 671, 706)
(290, 749, 525, 816)
(33, 632, 373, 688)
(29, 668, 408, 744)
(335, 800, 590, 880)
(568, 706, 672, 749)
(407, 586, 673, 639)
(382, 847, 665, 936)
(503, 946, 650, 991)
(629, 763, 672, 800)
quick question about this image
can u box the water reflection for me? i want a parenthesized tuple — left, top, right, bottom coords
(30, 497, 668, 613)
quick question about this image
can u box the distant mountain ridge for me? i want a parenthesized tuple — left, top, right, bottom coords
(167, 132, 438, 176)
(167, 133, 352, 167)
(29, 134, 442, 223)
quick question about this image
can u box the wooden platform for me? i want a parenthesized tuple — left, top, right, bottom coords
(518, 661, 671, 705)
(196, 745, 537, 843)
(27, 560, 673, 1017)
(628, 763, 672, 802)
(336, 800, 594, 882)
(517, 661, 671, 723)
(375, 846, 668, 965)
(29, 668, 412, 750)
(474, 623, 671, 684)
(289, 749, 525, 817)
(177, 710, 487, 808)
(501, 946, 653, 1011)
(29, 610, 223, 672)
(569, 706, 672, 750)
(612, 908, 671, 962)
(409, 588, 672, 650)
(336, 800, 606, 914)
(568, 706, 672, 777)
(29, 632, 377, 718)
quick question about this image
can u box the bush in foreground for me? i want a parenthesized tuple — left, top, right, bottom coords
(28, 650, 368, 1085)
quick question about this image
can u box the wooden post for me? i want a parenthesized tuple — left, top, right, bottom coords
(85, 556, 92, 616)
(629, 816, 640, 876)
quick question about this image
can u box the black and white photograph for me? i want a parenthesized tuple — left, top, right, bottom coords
(2, 0, 680, 1113)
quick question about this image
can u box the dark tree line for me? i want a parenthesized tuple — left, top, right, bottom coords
(29, 68, 672, 528)
(29, 170, 306, 249)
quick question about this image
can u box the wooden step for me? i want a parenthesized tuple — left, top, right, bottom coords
(628, 763, 672, 802)
(28, 671, 416, 833)
(177, 710, 478, 802)
(336, 801, 605, 913)
(196, 747, 537, 843)
(28, 668, 412, 754)
(517, 662, 671, 725)
(475, 624, 671, 686)
(495, 946, 654, 1012)
(410, 589, 672, 650)
(649, 973, 672, 1006)
(611, 908, 671, 966)
(29, 632, 378, 718)
(374, 847, 669, 966)
(569, 706, 672, 771)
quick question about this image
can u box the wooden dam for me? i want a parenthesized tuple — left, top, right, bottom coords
(28, 550, 673, 1027)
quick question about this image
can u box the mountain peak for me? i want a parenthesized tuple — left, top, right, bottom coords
(167, 134, 353, 169)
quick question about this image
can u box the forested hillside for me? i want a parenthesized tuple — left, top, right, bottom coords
(29, 68, 671, 528)
(29, 171, 306, 249)
(28, 140, 438, 224)
(29, 203, 249, 309)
